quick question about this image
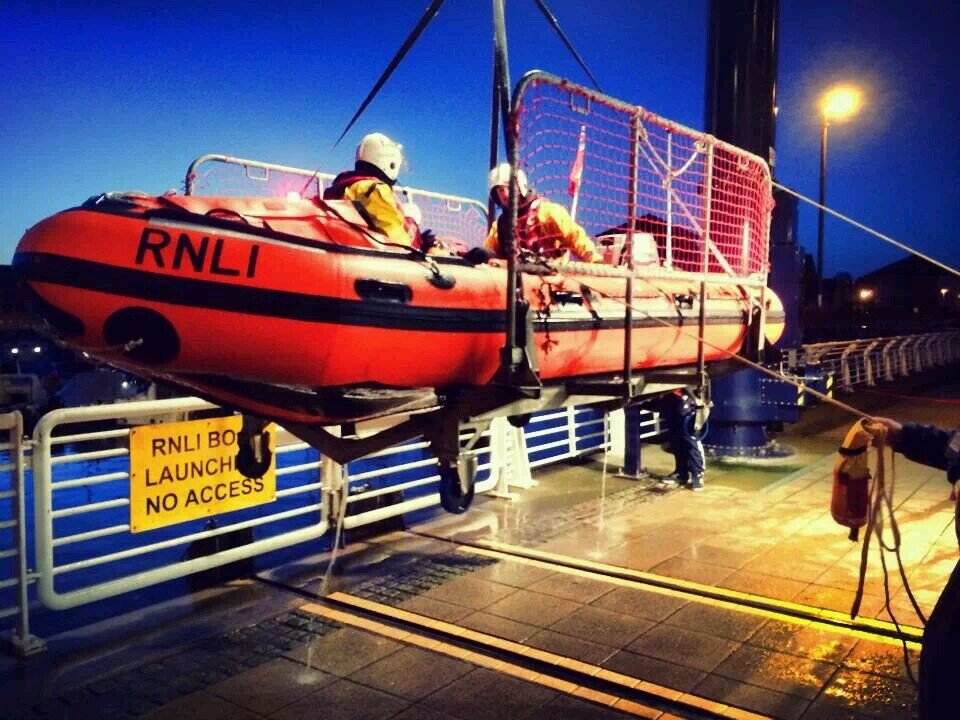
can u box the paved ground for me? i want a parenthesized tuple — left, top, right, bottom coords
(4, 376, 959, 719)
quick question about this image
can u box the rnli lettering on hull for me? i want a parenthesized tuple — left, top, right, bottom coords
(129, 416, 276, 533)
(136, 227, 260, 277)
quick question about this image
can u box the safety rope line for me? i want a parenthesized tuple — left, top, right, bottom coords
(860, 388, 960, 406)
(773, 181, 960, 280)
(853, 433, 922, 689)
(320, 468, 350, 597)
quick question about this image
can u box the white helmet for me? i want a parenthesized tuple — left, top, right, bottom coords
(487, 162, 528, 197)
(356, 132, 403, 181)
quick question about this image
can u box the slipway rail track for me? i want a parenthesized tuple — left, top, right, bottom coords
(255, 530, 922, 720)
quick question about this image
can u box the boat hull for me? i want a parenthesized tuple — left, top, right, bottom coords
(14, 196, 784, 424)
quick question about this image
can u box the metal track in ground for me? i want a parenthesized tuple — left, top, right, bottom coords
(409, 531, 923, 648)
(266, 580, 770, 720)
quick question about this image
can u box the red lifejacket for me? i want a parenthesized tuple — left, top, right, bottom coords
(322, 171, 382, 200)
(495, 195, 564, 259)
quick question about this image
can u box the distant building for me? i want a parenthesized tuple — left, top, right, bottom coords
(0, 264, 35, 331)
(854, 255, 960, 315)
(846, 255, 960, 337)
(0, 264, 85, 383)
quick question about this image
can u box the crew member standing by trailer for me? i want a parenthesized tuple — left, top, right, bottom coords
(324, 132, 436, 251)
(655, 389, 706, 492)
(864, 417, 960, 720)
(484, 163, 602, 263)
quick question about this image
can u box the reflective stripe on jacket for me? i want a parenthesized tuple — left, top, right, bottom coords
(484, 196, 601, 262)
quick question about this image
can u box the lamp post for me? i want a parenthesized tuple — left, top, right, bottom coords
(817, 85, 862, 308)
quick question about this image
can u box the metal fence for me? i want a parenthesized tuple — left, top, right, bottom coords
(0, 411, 44, 655)
(801, 331, 960, 392)
(10, 394, 611, 628)
(31, 398, 329, 611)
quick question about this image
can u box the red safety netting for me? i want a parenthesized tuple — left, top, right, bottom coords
(400, 191, 489, 249)
(514, 74, 772, 278)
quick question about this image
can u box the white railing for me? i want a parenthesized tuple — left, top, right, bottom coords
(184, 154, 490, 248)
(26, 396, 611, 614)
(802, 331, 960, 392)
(525, 406, 610, 468)
(0, 411, 45, 655)
(31, 398, 329, 611)
(341, 421, 499, 530)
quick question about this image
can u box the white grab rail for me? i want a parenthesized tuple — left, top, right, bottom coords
(802, 331, 960, 392)
(31, 398, 328, 610)
(0, 411, 45, 655)
(27, 395, 611, 613)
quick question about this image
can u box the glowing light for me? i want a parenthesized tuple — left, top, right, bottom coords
(940, 288, 949, 297)
(121, 381, 130, 389)
(820, 85, 863, 123)
(82, 352, 90, 358)
(33, 346, 41, 353)
(10, 348, 19, 355)
(858, 288, 874, 301)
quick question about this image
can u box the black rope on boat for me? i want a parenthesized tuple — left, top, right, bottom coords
(334, 0, 447, 147)
(531, 0, 603, 92)
(316, 196, 455, 288)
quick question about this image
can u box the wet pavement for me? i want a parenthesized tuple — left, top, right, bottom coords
(4, 384, 959, 719)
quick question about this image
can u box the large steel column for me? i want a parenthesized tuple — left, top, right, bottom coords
(704, 0, 779, 165)
(703, 0, 801, 459)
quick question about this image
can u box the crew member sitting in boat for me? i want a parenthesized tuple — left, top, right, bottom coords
(324, 132, 437, 252)
(484, 162, 602, 263)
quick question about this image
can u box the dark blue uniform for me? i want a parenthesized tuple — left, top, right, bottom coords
(652, 390, 704, 489)
(895, 423, 960, 720)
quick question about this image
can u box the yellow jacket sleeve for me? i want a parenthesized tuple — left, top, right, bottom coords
(345, 180, 411, 245)
(539, 201, 601, 262)
(484, 224, 502, 256)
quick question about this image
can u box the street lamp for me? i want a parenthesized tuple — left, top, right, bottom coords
(817, 85, 862, 308)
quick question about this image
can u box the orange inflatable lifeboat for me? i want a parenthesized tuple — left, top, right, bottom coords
(13, 188, 783, 427)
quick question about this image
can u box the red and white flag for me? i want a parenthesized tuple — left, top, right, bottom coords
(568, 125, 587, 220)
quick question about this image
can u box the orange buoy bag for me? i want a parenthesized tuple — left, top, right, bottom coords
(831, 420, 874, 541)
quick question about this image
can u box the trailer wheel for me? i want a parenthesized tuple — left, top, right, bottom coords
(439, 465, 474, 514)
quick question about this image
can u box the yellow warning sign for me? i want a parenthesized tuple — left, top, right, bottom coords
(129, 416, 276, 533)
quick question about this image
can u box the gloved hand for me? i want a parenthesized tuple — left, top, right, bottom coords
(862, 417, 903, 448)
(463, 246, 494, 265)
(419, 229, 437, 252)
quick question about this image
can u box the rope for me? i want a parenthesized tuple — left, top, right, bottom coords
(859, 388, 960, 406)
(573, 269, 873, 420)
(529, 260, 931, 683)
(319, 469, 350, 597)
(79, 338, 144, 354)
(852, 428, 922, 689)
(773, 181, 960, 280)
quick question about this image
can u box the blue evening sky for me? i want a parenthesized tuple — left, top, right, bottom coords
(1, 1, 957, 279)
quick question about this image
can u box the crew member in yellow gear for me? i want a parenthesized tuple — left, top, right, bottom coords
(484, 163, 601, 263)
(324, 132, 435, 249)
